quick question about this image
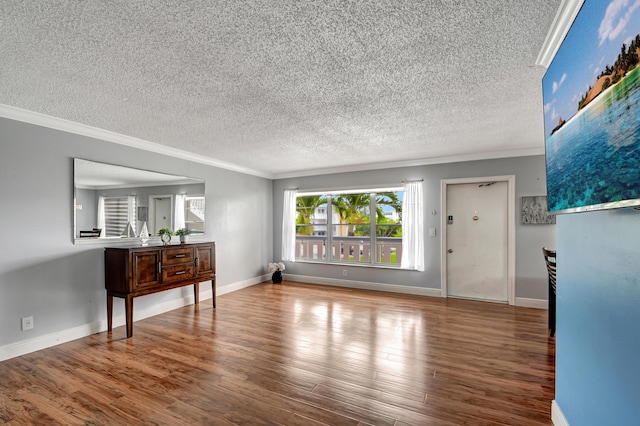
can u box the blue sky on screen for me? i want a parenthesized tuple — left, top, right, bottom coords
(543, 0, 640, 136)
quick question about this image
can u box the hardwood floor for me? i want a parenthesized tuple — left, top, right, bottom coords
(0, 282, 555, 425)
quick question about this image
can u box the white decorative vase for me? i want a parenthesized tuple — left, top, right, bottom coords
(139, 221, 150, 245)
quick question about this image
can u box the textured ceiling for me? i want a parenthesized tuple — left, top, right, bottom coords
(1, 1, 560, 178)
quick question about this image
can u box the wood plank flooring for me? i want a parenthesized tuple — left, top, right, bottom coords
(0, 281, 555, 425)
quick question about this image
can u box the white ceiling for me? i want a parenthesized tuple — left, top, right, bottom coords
(1, 1, 560, 178)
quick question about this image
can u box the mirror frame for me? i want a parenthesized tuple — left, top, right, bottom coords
(73, 158, 205, 244)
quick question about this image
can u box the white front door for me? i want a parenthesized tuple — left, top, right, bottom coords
(152, 197, 172, 235)
(445, 181, 509, 302)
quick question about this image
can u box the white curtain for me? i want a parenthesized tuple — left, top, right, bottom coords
(174, 194, 186, 230)
(97, 196, 106, 237)
(125, 195, 137, 236)
(282, 189, 297, 262)
(401, 181, 424, 271)
(127, 195, 136, 225)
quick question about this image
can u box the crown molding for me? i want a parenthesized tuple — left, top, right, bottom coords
(1, 103, 545, 181)
(535, 0, 585, 67)
(272, 146, 544, 179)
(0, 104, 273, 179)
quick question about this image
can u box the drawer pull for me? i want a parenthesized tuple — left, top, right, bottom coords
(175, 271, 186, 275)
(174, 254, 186, 258)
(158, 262, 161, 273)
(195, 258, 199, 267)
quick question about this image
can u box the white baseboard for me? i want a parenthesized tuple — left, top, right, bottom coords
(552, 400, 569, 426)
(0, 277, 264, 362)
(515, 297, 548, 309)
(0, 320, 105, 363)
(284, 274, 443, 298)
(217, 275, 269, 296)
(287, 276, 548, 308)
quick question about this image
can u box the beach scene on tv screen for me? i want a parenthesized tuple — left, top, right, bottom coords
(543, 0, 640, 212)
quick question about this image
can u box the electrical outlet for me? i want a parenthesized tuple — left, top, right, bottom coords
(342, 270, 348, 277)
(22, 316, 34, 331)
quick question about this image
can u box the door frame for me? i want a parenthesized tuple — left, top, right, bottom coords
(440, 175, 516, 305)
(148, 195, 174, 235)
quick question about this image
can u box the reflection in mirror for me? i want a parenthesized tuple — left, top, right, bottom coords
(74, 159, 205, 243)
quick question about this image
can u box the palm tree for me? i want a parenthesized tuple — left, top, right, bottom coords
(376, 192, 402, 218)
(296, 195, 326, 235)
(332, 192, 403, 236)
(332, 193, 370, 236)
(349, 192, 403, 237)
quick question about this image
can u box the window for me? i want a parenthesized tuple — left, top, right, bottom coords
(184, 196, 205, 234)
(295, 189, 404, 266)
(103, 196, 136, 237)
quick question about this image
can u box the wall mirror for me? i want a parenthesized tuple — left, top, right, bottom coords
(74, 158, 205, 244)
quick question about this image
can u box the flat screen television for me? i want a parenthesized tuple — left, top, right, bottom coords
(543, 0, 640, 214)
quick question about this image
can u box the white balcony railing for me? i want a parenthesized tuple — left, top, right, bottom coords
(295, 236, 402, 266)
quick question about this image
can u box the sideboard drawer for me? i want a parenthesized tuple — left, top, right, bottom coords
(162, 264, 194, 282)
(162, 247, 194, 265)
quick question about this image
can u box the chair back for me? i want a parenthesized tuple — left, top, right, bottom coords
(542, 247, 557, 291)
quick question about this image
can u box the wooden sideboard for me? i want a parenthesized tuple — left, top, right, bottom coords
(104, 242, 216, 338)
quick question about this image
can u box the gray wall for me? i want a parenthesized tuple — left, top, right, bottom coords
(0, 117, 273, 347)
(75, 187, 97, 233)
(273, 156, 556, 300)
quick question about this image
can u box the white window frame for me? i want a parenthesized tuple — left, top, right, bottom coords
(295, 186, 404, 268)
(184, 195, 205, 234)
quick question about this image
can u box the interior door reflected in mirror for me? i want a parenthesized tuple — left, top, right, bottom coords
(73, 159, 205, 243)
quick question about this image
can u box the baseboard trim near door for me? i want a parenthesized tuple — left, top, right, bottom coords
(515, 297, 548, 309)
(284, 275, 549, 308)
(552, 400, 570, 426)
(284, 274, 443, 297)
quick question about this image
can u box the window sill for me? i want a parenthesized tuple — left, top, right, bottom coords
(293, 259, 416, 271)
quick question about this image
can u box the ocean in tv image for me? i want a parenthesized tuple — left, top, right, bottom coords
(542, 0, 640, 213)
(545, 65, 640, 212)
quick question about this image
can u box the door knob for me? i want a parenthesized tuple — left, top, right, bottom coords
(448, 249, 453, 253)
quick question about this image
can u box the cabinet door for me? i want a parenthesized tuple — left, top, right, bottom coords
(195, 244, 215, 277)
(132, 251, 161, 290)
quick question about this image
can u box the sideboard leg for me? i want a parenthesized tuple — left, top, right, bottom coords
(107, 293, 113, 332)
(125, 295, 134, 338)
(194, 282, 200, 305)
(212, 280, 216, 308)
